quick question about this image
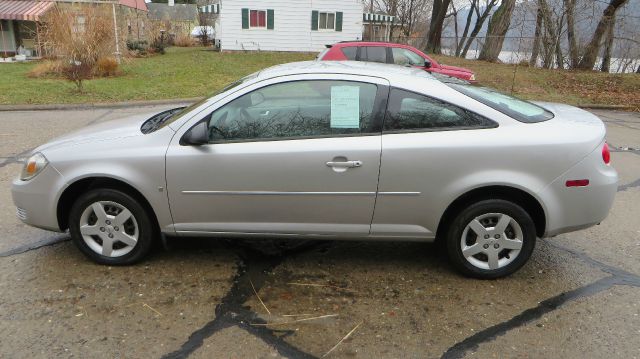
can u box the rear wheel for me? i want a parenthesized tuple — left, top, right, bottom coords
(445, 199, 536, 279)
(69, 189, 154, 265)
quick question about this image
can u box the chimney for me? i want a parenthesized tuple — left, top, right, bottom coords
(168, 0, 174, 6)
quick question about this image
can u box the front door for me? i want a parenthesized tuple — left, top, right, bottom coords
(166, 77, 388, 236)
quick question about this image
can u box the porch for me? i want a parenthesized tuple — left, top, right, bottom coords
(0, 0, 52, 60)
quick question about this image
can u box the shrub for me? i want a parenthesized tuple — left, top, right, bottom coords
(40, 6, 119, 92)
(61, 61, 93, 92)
(26, 60, 62, 78)
(96, 57, 119, 77)
(149, 37, 166, 54)
(174, 33, 196, 47)
(127, 39, 148, 56)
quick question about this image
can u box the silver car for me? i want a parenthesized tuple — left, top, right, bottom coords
(11, 61, 618, 278)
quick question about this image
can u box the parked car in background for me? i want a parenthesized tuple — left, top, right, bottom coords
(318, 41, 476, 82)
(12, 61, 616, 279)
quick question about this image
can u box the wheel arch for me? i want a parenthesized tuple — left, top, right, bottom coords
(57, 176, 160, 232)
(436, 185, 547, 240)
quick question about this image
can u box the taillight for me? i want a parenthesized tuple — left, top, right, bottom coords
(602, 142, 611, 165)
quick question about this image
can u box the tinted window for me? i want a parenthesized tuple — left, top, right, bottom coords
(206, 81, 379, 142)
(448, 84, 553, 123)
(362, 46, 387, 63)
(341, 46, 357, 60)
(391, 48, 424, 66)
(384, 89, 496, 131)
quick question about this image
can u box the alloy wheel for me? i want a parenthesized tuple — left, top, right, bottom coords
(78, 201, 139, 257)
(460, 212, 524, 270)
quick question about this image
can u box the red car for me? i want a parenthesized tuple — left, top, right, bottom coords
(318, 41, 476, 82)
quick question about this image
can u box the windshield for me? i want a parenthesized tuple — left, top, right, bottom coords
(447, 83, 554, 123)
(157, 72, 259, 130)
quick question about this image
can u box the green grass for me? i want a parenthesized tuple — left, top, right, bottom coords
(431, 54, 640, 108)
(0, 47, 638, 108)
(0, 47, 314, 105)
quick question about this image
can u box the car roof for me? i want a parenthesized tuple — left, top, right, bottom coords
(257, 60, 436, 83)
(332, 41, 400, 47)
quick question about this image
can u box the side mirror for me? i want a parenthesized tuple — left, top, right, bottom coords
(181, 121, 208, 146)
(424, 59, 432, 68)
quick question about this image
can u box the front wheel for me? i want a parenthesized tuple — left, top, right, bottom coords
(445, 199, 536, 279)
(69, 189, 154, 265)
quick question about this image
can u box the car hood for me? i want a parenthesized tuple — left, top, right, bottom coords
(36, 112, 154, 153)
(439, 64, 474, 74)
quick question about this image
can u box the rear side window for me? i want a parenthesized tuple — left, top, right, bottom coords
(361, 46, 387, 63)
(384, 89, 496, 132)
(341, 46, 357, 60)
(448, 84, 554, 123)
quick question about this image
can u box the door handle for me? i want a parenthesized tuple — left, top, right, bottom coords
(259, 110, 270, 116)
(326, 160, 363, 168)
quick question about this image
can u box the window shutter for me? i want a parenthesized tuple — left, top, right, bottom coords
(241, 8, 249, 29)
(267, 9, 274, 29)
(311, 10, 318, 31)
(335, 12, 343, 31)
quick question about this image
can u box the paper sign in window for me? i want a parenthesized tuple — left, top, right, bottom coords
(330, 86, 360, 129)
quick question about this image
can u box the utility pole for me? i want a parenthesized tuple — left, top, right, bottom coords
(369, 0, 374, 41)
(112, 1, 121, 64)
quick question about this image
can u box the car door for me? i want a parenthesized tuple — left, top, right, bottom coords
(371, 88, 498, 238)
(165, 75, 389, 236)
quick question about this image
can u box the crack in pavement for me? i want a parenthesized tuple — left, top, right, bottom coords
(441, 239, 640, 359)
(0, 235, 70, 257)
(618, 178, 640, 192)
(161, 241, 324, 359)
(3, 228, 639, 359)
(0, 147, 35, 168)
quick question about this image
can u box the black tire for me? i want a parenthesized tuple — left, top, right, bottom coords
(68, 188, 155, 265)
(445, 199, 536, 279)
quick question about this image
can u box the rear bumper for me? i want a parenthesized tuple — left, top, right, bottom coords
(539, 146, 618, 237)
(11, 165, 66, 232)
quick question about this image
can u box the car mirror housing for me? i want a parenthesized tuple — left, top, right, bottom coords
(424, 59, 432, 68)
(181, 122, 209, 146)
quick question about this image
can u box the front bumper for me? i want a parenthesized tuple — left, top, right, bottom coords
(11, 164, 66, 232)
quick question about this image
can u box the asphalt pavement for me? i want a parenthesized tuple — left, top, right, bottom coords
(0, 106, 638, 359)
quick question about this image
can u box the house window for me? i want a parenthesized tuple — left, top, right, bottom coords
(250, 10, 266, 28)
(242, 8, 274, 30)
(311, 11, 342, 32)
(72, 16, 86, 34)
(318, 12, 335, 30)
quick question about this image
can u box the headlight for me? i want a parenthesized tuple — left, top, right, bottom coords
(20, 152, 48, 181)
(469, 74, 476, 81)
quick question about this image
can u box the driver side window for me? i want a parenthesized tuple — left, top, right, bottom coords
(391, 48, 424, 66)
(206, 80, 379, 143)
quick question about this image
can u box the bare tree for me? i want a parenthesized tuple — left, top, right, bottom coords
(478, 0, 516, 62)
(600, 13, 615, 72)
(576, 0, 628, 70)
(563, 0, 579, 68)
(425, 0, 452, 53)
(374, 0, 430, 38)
(529, 2, 543, 66)
(454, 0, 498, 58)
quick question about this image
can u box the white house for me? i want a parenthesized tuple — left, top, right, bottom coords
(203, 0, 363, 52)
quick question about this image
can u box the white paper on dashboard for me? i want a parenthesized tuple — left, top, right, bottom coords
(330, 86, 360, 129)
